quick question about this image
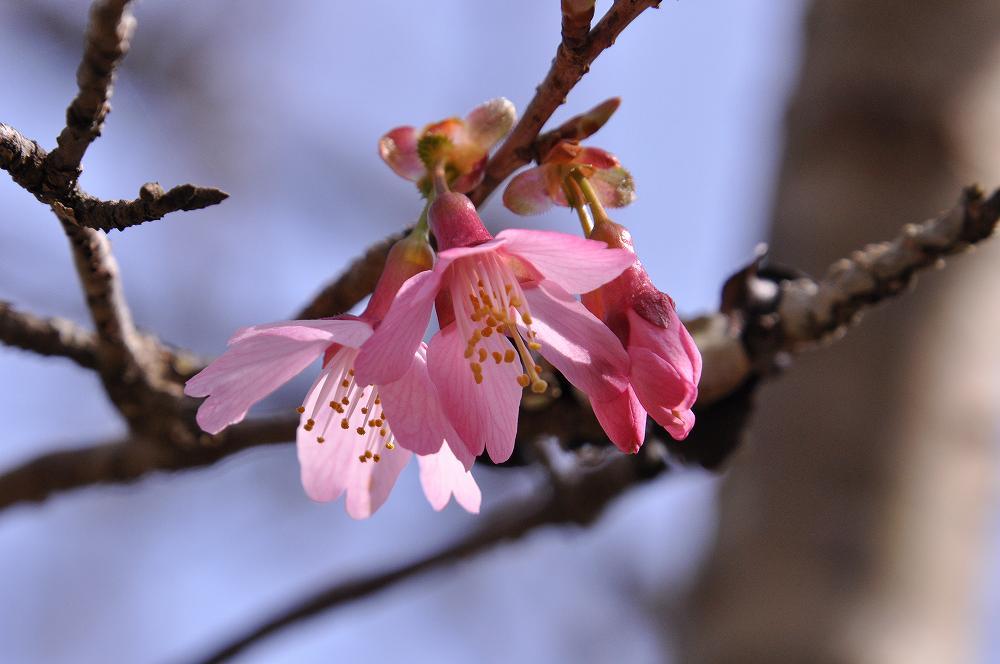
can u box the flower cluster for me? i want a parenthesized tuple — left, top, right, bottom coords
(185, 97, 701, 519)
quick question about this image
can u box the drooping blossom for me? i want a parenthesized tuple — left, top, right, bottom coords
(581, 217, 702, 451)
(184, 231, 480, 518)
(503, 140, 635, 216)
(379, 97, 517, 194)
(353, 191, 636, 464)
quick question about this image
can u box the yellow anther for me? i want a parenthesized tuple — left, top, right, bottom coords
(478, 348, 488, 362)
(348, 369, 355, 376)
(517, 374, 531, 388)
(474, 374, 484, 384)
(529, 341, 542, 351)
(521, 312, 532, 324)
(316, 436, 325, 443)
(504, 350, 516, 363)
(374, 398, 381, 405)
(356, 427, 366, 435)
(364, 450, 373, 459)
(296, 406, 305, 414)
(341, 397, 350, 405)
(304, 419, 315, 431)
(386, 441, 395, 450)
(531, 379, 548, 394)
(373, 454, 381, 463)
(471, 362, 482, 374)
(492, 351, 503, 364)
(505, 284, 513, 293)
(361, 407, 368, 414)
(379, 428, 387, 437)
(510, 297, 522, 308)
(359, 455, 367, 463)
(485, 316, 497, 327)
(341, 379, 350, 388)
(341, 419, 350, 429)
(482, 327, 494, 337)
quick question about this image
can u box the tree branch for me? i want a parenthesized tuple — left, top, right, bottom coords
(0, 416, 296, 510)
(44, 0, 135, 191)
(468, 0, 661, 206)
(0, 301, 98, 369)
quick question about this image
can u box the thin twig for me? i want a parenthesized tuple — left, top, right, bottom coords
(0, 302, 98, 369)
(44, 0, 135, 191)
(195, 444, 666, 664)
(468, 0, 661, 206)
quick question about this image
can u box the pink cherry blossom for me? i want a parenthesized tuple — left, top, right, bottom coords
(184, 234, 480, 518)
(379, 98, 516, 194)
(503, 141, 636, 216)
(354, 192, 635, 464)
(582, 218, 702, 451)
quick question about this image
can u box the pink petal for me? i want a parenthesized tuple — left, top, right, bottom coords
(591, 385, 647, 454)
(345, 445, 413, 519)
(185, 328, 340, 434)
(354, 269, 442, 386)
(463, 97, 516, 150)
(503, 167, 556, 216)
(627, 308, 702, 388)
(296, 369, 362, 502)
(522, 280, 629, 401)
(496, 228, 633, 294)
(574, 146, 621, 170)
(416, 442, 482, 513)
(377, 344, 445, 455)
(378, 126, 425, 181)
(427, 323, 522, 463)
(590, 166, 637, 208)
(629, 346, 697, 440)
(228, 318, 373, 347)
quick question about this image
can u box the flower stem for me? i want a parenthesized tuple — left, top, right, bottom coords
(562, 178, 594, 236)
(570, 169, 611, 226)
(411, 200, 431, 242)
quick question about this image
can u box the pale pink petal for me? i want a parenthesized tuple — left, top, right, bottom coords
(503, 167, 556, 216)
(296, 369, 361, 502)
(417, 443, 481, 513)
(627, 308, 702, 388)
(378, 126, 425, 181)
(522, 280, 629, 401)
(590, 166, 637, 208)
(496, 228, 633, 294)
(229, 318, 373, 347)
(377, 344, 445, 455)
(427, 324, 522, 463)
(574, 146, 620, 170)
(185, 330, 333, 434)
(629, 346, 697, 440)
(591, 386, 647, 454)
(345, 446, 413, 519)
(464, 97, 516, 150)
(354, 269, 442, 386)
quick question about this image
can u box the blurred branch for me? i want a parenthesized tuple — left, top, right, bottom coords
(0, 301, 98, 369)
(196, 443, 668, 664)
(0, 416, 296, 510)
(468, 0, 661, 206)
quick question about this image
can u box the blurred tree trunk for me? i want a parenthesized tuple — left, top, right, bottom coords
(682, 1, 1000, 663)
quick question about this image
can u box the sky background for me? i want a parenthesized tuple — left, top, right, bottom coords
(5, 1, 993, 663)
